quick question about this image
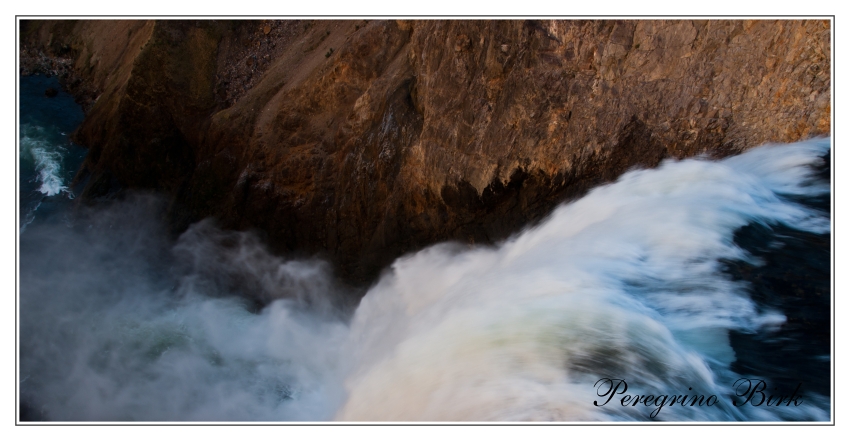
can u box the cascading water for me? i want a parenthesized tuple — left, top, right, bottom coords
(337, 139, 831, 421)
(18, 75, 831, 422)
(18, 75, 86, 233)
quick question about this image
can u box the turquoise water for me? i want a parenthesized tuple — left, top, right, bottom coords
(19, 75, 87, 232)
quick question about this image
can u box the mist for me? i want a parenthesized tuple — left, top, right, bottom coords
(19, 139, 831, 421)
(20, 195, 350, 421)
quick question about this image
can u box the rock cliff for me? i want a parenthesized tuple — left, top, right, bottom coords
(20, 19, 831, 284)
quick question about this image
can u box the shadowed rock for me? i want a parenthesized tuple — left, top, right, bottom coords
(20, 19, 831, 286)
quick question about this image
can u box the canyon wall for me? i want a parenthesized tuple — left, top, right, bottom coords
(20, 19, 831, 284)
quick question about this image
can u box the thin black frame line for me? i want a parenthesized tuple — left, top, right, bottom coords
(13, 422, 838, 426)
(14, 15, 837, 427)
(15, 14, 20, 428)
(13, 15, 837, 18)
(830, 15, 836, 427)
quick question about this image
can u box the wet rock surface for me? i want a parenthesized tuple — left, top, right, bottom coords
(20, 19, 831, 286)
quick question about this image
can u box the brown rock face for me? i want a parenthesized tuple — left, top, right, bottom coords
(20, 19, 831, 285)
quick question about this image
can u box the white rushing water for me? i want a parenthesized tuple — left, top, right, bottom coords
(19, 138, 831, 422)
(20, 124, 70, 197)
(19, 123, 77, 233)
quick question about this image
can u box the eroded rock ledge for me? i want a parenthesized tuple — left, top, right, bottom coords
(20, 19, 831, 285)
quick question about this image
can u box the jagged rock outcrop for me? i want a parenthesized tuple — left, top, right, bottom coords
(20, 19, 831, 284)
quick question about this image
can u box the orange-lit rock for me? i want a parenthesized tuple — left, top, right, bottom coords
(20, 19, 831, 284)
